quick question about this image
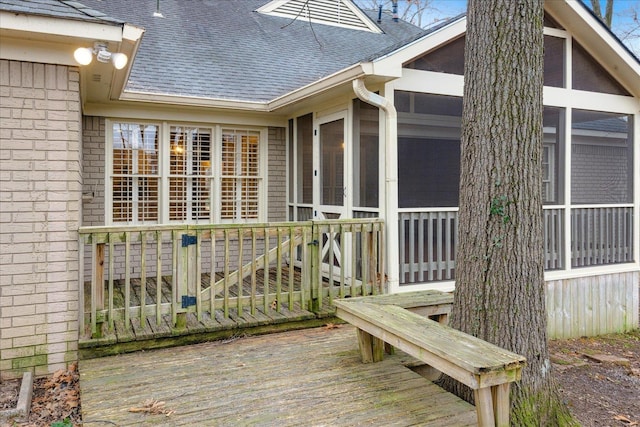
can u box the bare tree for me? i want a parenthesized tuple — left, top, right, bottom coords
(590, 0, 615, 28)
(355, 0, 438, 28)
(445, 0, 577, 423)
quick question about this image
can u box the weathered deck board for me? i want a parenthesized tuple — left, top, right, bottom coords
(80, 326, 476, 426)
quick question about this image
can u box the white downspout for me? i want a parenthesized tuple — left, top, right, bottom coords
(353, 78, 400, 293)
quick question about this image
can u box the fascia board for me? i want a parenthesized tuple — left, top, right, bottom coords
(267, 63, 368, 110)
(0, 11, 123, 42)
(370, 18, 466, 78)
(109, 23, 145, 101)
(118, 91, 271, 112)
(545, 1, 640, 97)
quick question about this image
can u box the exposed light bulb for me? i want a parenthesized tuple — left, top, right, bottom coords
(73, 47, 93, 65)
(111, 53, 128, 70)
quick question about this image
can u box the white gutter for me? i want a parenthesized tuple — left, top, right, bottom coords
(352, 78, 399, 293)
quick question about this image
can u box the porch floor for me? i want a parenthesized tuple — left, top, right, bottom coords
(79, 325, 476, 426)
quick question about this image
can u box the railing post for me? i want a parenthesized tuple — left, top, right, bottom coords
(309, 222, 321, 312)
(92, 242, 105, 339)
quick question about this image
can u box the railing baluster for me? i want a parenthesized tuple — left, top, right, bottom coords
(171, 230, 178, 327)
(210, 229, 216, 317)
(251, 228, 257, 315)
(338, 224, 346, 298)
(224, 228, 230, 319)
(328, 224, 335, 300)
(108, 237, 114, 331)
(140, 232, 146, 325)
(237, 228, 244, 316)
(90, 239, 97, 337)
(78, 237, 85, 334)
(196, 229, 203, 321)
(155, 230, 162, 326)
(263, 226, 270, 313)
(124, 232, 131, 328)
(351, 224, 357, 296)
(288, 226, 295, 310)
(276, 227, 282, 311)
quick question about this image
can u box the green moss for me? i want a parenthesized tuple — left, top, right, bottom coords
(511, 387, 579, 427)
(11, 354, 47, 370)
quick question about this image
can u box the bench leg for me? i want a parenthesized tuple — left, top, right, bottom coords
(474, 387, 496, 427)
(492, 383, 510, 427)
(356, 329, 384, 363)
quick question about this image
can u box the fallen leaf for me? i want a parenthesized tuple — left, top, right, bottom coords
(324, 323, 340, 330)
(613, 414, 638, 425)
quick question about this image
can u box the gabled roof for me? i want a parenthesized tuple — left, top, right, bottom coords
(0, 0, 121, 24)
(77, 0, 423, 104)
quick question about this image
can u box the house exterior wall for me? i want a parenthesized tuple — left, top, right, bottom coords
(81, 116, 106, 227)
(267, 126, 287, 222)
(79, 120, 288, 281)
(0, 59, 81, 379)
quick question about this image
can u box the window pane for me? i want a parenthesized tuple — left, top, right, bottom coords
(405, 36, 465, 75)
(543, 107, 565, 204)
(353, 99, 379, 208)
(396, 92, 462, 208)
(296, 114, 313, 204)
(111, 123, 158, 223)
(169, 127, 212, 221)
(221, 129, 260, 220)
(572, 41, 631, 96)
(544, 35, 565, 88)
(571, 110, 633, 204)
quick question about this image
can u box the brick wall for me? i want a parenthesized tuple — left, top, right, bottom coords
(0, 60, 81, 379)
(81, 116, 105, 226)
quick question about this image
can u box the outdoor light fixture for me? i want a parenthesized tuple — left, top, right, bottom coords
(74, 42, 128, 70)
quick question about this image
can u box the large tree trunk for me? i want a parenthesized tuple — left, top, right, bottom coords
(445, 0, 575, 424)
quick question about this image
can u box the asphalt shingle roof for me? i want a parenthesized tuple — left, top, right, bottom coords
(74, 0, 425, 102)
(0, 0, 122, 24)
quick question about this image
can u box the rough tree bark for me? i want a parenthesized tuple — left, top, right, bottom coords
(445, 0, 576, 424)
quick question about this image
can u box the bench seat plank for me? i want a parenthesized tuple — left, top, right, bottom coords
(334, 301, 525, 390)
(345, 290, 453, 308)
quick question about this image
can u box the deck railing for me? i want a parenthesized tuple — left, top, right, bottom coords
(399, 206, 634, 284)
(79, 219, 385, 338)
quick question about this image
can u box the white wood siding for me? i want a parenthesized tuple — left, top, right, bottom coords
(546, 271, 639, 339)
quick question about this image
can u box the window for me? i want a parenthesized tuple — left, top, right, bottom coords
(169, 126, 212, 221)
(571, 110, 633, 204)
(111, 123, 159, 223)
(542, 107, 565, 204)
(108, 122, 264, 224)
(221, 129, 260, 220)
(396, 92, 462, 208)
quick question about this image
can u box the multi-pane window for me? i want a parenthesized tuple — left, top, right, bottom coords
(221, 129, 260, 220)
(111, 123, 159, 223)
(109, 122, 263, 224)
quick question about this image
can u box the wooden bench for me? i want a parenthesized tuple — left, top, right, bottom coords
(342, 289, 454, 323)
(333, 297, 526, 427)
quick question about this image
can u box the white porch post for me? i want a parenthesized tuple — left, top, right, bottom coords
(352, 79, 400, 293)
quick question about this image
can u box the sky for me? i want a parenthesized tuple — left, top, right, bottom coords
(358, 0, 639, 55)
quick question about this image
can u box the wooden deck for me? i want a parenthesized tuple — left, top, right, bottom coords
(79, 267, 340, 357)
(80, 325, 476, 426)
